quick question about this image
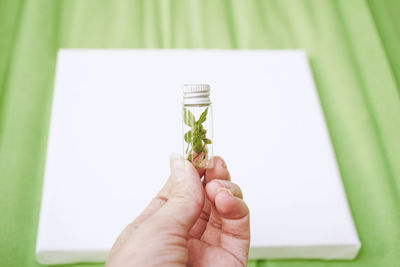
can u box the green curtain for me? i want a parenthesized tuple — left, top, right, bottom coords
(1, 0, 399, 266)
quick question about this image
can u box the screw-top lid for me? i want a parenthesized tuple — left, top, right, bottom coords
(183, 84, 211, 105)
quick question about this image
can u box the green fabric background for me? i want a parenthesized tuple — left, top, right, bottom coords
(1, 0, 400, 266)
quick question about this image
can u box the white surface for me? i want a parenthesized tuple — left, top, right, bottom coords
(36, 50, 361, 265)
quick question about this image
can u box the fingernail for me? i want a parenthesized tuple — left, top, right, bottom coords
(217, 156, 227, 169)
(170, 154, 185, 181)
(170, 154, 183, 168)
(212, 180, 231, 190)
(217, 187, 233, 196)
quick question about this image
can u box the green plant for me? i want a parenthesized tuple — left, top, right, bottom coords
(183, 107, 212, 166)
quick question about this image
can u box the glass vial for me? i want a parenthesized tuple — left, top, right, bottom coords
(182, 84, 213, 169)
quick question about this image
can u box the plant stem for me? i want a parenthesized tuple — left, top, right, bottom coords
(186, 142, 190, 154)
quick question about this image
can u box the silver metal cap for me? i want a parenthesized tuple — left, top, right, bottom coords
(183, 84, 211, 105)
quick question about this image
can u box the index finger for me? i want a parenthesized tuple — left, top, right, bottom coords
(204, 156, 230, 183)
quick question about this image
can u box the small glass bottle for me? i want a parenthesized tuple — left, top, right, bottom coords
(182, 84, 213, 168)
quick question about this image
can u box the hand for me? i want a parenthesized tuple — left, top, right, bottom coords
(106, 155, 250, 267)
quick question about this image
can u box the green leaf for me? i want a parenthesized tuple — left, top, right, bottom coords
(203, 138, 212, 144)
(197, 107, 208, 124)
(187, 154, 193, 162)
(192, 137, 203, 153)
(184, 131, 192, 143)
(183, 108, 196, 127)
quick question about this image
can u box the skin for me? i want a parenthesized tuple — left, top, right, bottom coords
(106, 155, 250, 267)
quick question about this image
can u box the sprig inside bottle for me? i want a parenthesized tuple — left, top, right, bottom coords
(183, 107, 212, 166)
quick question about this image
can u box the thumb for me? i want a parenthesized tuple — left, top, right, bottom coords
(151, 154, 204, 233)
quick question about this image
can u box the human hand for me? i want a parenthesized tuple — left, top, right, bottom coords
(106, 155, 250, 267)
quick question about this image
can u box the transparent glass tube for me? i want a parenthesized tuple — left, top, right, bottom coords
(182, 104, 213, 168)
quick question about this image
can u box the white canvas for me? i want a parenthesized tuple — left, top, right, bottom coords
(36, 50, 361, 265)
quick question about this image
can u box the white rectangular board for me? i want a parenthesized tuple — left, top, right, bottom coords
(36, 50, 361, 265)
